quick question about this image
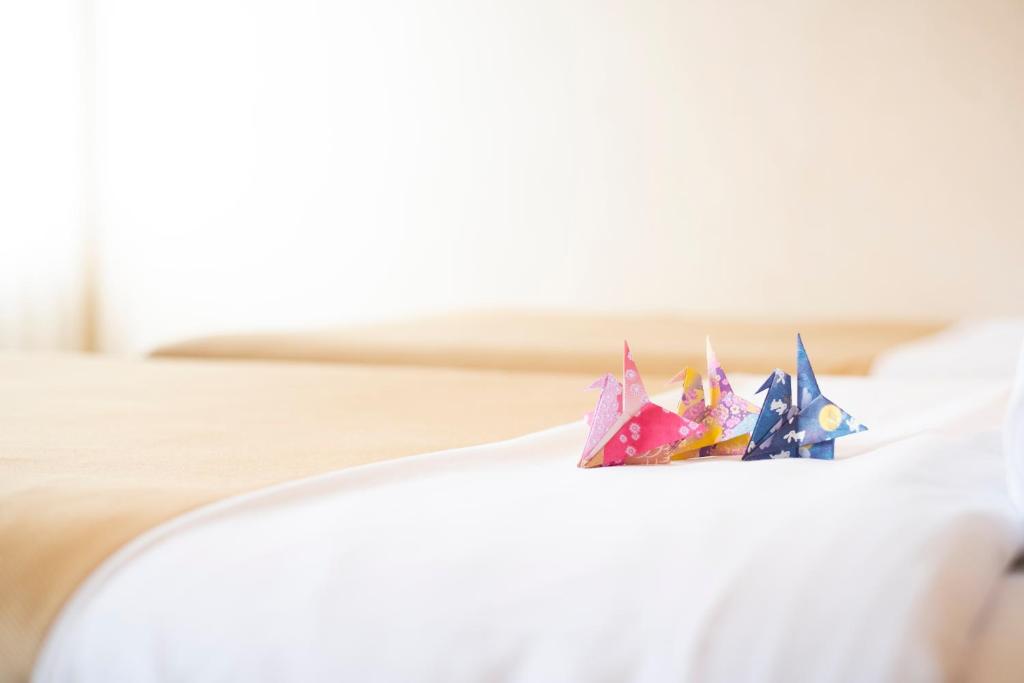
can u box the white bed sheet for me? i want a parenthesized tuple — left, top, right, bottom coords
(35, 376, 1023, 683)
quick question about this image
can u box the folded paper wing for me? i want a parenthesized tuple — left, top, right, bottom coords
(579, 342, 705, 468)
(578, 374, 622, 467)
(745, 369, 794, 450)
(744, 335, 867, 460)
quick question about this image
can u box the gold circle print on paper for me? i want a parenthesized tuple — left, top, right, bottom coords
(818, 403, 842, 431)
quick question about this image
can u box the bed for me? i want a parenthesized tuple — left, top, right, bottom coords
(5, 319, 1023, 682)
(0, 353, 598, 682)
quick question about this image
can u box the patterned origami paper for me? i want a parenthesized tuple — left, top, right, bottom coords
(743, 334, 868, 460)
(668, 338, 760, 459)
(578, 342, 706, 468)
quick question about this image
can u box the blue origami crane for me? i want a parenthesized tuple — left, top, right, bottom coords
(743, 335, 868, 460)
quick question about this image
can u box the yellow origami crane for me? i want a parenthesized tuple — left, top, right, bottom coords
(669, 338, 760, 459)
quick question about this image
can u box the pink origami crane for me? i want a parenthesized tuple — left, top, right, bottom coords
(578, 342, 706, 468)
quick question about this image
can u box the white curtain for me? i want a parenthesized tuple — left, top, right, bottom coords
(0, 1, 90, 351)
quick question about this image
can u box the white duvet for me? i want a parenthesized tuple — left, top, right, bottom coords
(35, 375, 1024, 683)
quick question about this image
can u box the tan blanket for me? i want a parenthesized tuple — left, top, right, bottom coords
(0, 353, 599, 682)
(152, 310, 947, 376)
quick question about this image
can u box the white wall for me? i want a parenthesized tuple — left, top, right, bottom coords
(93, 0, 1024, 352)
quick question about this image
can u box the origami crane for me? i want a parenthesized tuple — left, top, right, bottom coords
(578, 342, 706, 468)
(668, 338, 760, 458)
(743, 335, 868, 460)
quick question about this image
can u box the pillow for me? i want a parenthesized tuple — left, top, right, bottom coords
(872, 318, 1024, 379)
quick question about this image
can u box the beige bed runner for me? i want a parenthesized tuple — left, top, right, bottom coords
(152, 310, 946, 376)
(0, 353, 599, 682)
